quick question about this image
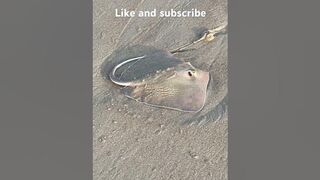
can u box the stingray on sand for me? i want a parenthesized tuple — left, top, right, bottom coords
(108, 50, 210, 112)
(107, 25, 228, 112)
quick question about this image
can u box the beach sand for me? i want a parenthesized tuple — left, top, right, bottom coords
(93, 0, 228, 179)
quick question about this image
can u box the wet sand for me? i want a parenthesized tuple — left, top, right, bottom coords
(93, 0, 228, 179)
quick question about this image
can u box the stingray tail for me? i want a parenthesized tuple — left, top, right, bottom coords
(109, 55, 145, 86)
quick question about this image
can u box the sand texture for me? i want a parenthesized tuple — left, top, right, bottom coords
(93, 0, 228, 179)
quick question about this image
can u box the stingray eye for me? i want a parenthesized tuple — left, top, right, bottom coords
(187, 70, 193, 77)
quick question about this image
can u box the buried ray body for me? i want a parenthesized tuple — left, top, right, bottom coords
(109, 51, 210, 112)
(107, 24, 227, 112)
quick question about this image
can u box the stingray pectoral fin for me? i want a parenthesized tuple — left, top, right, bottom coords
(126, 84, 207, 112)
(177, 87, 207, 112)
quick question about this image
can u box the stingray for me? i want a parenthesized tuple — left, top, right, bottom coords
(109, 50, 210, 112)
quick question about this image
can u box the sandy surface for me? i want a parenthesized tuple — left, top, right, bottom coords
(93, 0, 228, 179)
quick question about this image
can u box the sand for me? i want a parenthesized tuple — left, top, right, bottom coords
(93, 0, 228, 179)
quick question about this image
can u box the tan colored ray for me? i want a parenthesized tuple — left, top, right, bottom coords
(109, 50, 210, 112)
(123, 62, 210, 112)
